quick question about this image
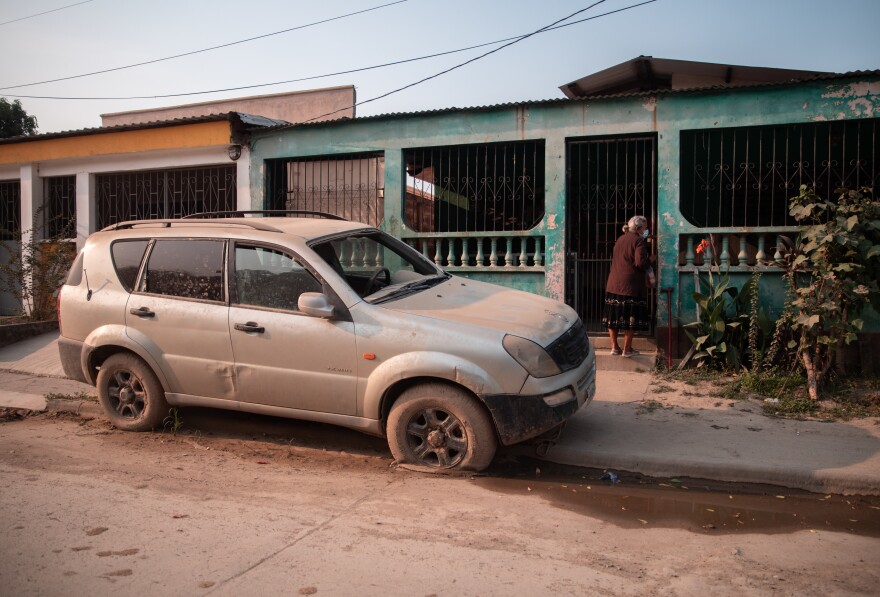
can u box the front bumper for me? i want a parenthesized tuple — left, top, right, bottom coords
(480, 357, 596, 446)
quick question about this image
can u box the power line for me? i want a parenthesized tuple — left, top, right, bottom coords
(2, 0, 657, 101)
(0, 0, 96, 27)
(303, 0, 613, 123)
(0, 0, 411, 91)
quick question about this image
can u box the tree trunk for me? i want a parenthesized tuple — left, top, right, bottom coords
(801, 349, 820, 401)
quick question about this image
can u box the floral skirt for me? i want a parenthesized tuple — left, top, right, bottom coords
(601, 292, 650, 331)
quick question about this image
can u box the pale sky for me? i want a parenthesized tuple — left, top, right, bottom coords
(1, 0, 878, 134)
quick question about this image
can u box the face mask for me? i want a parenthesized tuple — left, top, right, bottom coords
(641, 229, 650, 239)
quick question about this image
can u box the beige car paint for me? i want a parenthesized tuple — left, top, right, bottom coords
(59, 217, 596, 453)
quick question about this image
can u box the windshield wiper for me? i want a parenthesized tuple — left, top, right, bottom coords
(368, 274, 450, 305)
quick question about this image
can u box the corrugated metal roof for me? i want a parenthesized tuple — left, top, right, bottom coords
(264, 69, 880, 132)
(0, 112, 287, 145)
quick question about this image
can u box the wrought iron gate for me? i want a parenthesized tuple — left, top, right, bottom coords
(96, 165, 236, 230)
(565, 136, 657, 335)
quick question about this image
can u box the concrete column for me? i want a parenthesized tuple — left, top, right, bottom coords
(235, 147, 251, 211)
(19, 163, 42, 242)
(75, 172, 94, 250)
(542, 132, 567, 301)
(382, 149, 402, 235)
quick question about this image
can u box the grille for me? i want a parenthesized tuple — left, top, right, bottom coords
(547, 320, 591, 372)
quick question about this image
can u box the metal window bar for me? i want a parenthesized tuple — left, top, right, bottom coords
(403, 140, 545, 233)
(681, 118, 880, 227)
(44, 175, 76, 238)
(0, 179, 20, 241)
(96, 165, 236, 230)
(264, 153, 385, 226)
(565, 136, 657, 336)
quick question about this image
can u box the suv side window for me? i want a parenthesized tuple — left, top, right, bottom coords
(234, 245, 321, 311)
(141, 239, 225, 302)
(111, 240, 149, 291)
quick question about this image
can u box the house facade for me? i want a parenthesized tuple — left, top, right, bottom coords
(246, 69, 880, 360)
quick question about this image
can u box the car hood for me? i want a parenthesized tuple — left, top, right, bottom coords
(378, 277, 578, 346)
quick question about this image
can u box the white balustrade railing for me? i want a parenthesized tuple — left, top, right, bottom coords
(679, 229, 799, 269)
(402, 235, 545, 269)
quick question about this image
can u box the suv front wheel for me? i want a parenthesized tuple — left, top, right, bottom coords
(97, 353, 169, 431)
(387, 383, 497, 471)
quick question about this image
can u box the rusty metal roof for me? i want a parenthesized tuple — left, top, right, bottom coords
(263, 69, 880, 132)
(0, 112, 288, 145)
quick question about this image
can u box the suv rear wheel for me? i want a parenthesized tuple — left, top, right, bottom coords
(387, 383, 497, 471)
(97, 353, 169, 431)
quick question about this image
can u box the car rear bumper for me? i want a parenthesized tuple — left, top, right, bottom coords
(57, 337, 88, 384)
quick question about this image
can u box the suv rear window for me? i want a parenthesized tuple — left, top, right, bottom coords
(141, 239, 225, 302)
(111, 240, 149, 291)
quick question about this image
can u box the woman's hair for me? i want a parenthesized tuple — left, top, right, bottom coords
(623, 215, 648, 233)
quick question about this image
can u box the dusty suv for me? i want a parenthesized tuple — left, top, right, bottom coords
(58, 212, 595, 471)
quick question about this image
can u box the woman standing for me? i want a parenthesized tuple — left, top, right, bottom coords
(602, 215, 653, 356)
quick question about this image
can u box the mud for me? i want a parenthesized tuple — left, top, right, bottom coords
(478, 454, 880, 536)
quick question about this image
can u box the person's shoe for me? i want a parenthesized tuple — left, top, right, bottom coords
(622, 349, 640, 358)
(610, 347, 622, 356)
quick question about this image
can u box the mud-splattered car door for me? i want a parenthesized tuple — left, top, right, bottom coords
(125, 239, 236, 401)
(228, 243, 358, 415)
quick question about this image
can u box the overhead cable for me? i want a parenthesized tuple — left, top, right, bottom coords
(0, 0, 96, 27)
(0, 0, 411, 91)
(2, 0, 657, 101)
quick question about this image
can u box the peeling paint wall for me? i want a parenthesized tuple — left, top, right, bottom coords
(250, 76, 880, 330)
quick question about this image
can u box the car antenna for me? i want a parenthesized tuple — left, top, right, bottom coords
(84, 269, 92, 301)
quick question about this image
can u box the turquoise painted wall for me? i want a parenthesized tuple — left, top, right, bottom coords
(249, 77, 880, 330)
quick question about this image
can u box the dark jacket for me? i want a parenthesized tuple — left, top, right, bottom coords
(606, 231, 650, 297)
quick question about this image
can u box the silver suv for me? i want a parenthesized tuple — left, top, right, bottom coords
(58, 212, 596, 471)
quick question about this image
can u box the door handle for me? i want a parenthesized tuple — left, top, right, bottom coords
(130, 307, 155, 318)
(234, 322, 265, 334)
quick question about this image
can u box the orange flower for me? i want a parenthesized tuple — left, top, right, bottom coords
(695, 239, 710, 255)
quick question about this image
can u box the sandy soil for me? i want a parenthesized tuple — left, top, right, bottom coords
(1, 410, 878, 596)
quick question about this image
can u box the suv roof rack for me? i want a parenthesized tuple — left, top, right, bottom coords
(183, 210, 348, 221)
(103, 219, 283, 232)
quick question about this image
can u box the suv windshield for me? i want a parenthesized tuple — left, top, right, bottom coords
(311, 231, 447, 303)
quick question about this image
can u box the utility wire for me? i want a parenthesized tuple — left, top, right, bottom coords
(2, 0, 657, 101)
(303, 0, 613, 123)
(0, 0, 411, 91)
(0, 0, 96, 27)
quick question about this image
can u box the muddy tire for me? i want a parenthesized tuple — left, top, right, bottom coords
(387, 383, 497, 471)
(96, 353, 168, 432)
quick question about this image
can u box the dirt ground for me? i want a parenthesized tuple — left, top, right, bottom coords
(1, 409, 879, 596)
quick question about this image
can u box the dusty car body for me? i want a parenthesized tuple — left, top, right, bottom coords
(58, 213, 596, 470)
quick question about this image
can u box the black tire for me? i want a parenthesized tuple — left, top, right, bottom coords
(387, 383, 497, 471)
(96, 353, 168, 432)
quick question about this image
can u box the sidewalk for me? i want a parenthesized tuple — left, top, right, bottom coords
(2, 332, 879, 495)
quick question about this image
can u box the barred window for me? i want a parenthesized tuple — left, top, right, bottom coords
(96, 165, 236, 230)
(45, 175, 76, 238)
(0, 179, 20, 241)
(404, 140, 545, 232)
(680, 118, 880, 228)
(265, 153, 384, 226)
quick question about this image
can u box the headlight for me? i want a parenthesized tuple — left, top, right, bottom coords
(503, 334, 561, 378)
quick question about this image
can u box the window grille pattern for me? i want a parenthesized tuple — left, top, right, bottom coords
(45, 175, 76, 238)
(681, 118, 880, 228)
(96, 165, 236, 229)
(404, 140, 545, 233)
(265, 153, 384, 226)
(0, 179, 20, 241)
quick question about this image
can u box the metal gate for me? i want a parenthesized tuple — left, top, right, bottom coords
(265, 153, 384, 226)
(96, 165, 236, 230)
(565, 136, 657, 335)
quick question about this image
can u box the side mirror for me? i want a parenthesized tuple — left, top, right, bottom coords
(298, 292, 335, 319)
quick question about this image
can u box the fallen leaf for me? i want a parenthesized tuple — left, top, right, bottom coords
(172, 513, 189, 519)
(638, 519, 648, 525)
(257, 461, 270, 465)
